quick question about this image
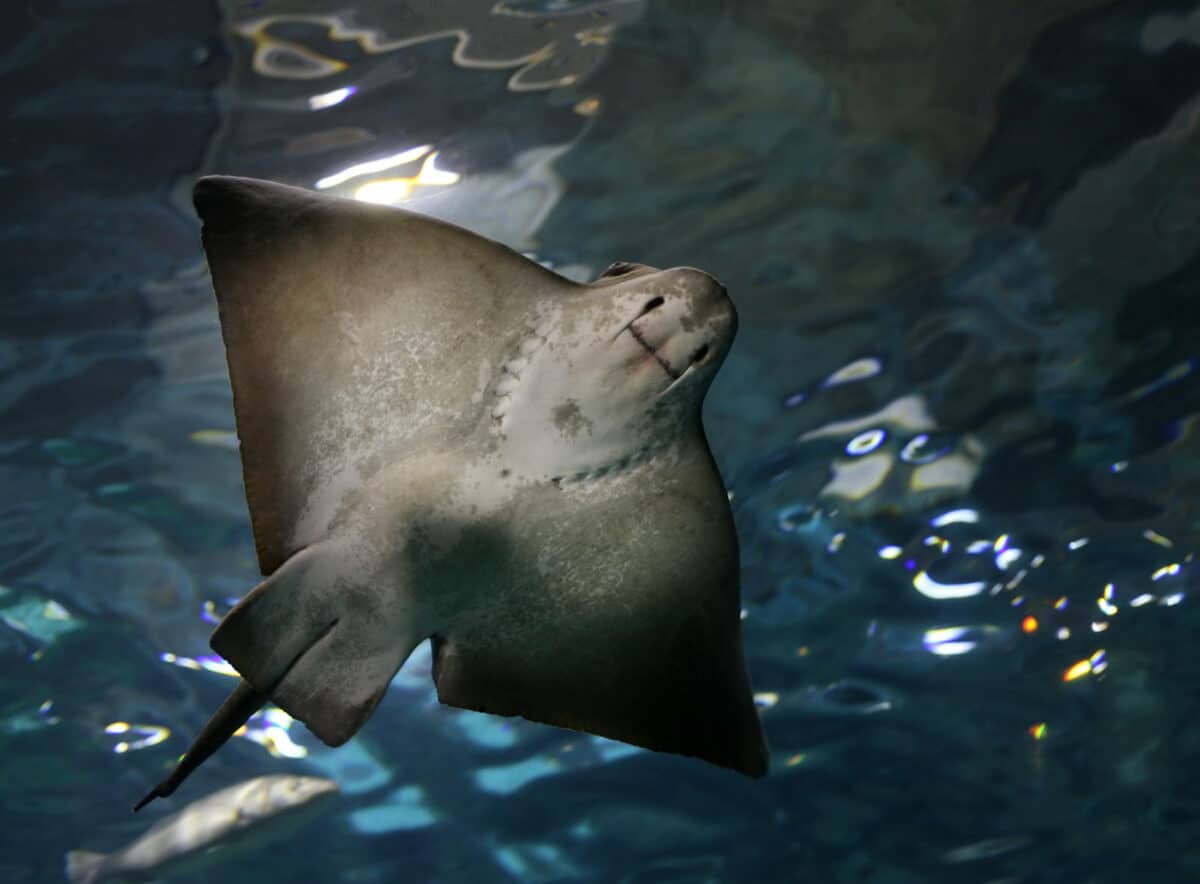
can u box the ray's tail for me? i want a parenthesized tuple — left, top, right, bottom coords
(132, 679, 267, 812)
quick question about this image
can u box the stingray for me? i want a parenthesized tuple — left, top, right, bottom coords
(134, 175, 767, 810)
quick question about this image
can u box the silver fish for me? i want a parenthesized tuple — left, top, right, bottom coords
(68, 774, 338, 883)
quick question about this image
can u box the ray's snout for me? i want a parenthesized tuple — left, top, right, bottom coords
(657, 267, 736, 340)
(687, 265, 735, 331)
(627, 267, 737, 381)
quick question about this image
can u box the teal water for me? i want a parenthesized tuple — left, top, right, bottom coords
(4, 0, 1200, 881)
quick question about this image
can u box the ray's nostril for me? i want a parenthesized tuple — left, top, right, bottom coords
(692, 343, 711, 364)
(641, 296, 664, 314)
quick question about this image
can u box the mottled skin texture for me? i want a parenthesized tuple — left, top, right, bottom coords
(135, 176, 766, 810)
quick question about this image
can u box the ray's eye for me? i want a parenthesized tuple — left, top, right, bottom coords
(691, 343, 711, 364)
(600, 261, 638, 278)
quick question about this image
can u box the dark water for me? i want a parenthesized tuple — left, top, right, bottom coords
(4, 0, 1200, 881)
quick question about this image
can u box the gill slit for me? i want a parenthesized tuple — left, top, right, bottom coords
(490, 315, 673, 491)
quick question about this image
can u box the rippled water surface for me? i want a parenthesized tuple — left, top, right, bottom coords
(5, 1, 1200, 881)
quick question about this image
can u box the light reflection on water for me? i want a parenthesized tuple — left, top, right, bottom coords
(3, 0, 1200, 882)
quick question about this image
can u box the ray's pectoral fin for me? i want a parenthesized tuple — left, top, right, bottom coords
(431, 618, 769, 778)
(135, 542, 420, 811)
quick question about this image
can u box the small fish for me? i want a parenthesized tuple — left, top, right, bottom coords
(67, 775, 337, 883)
(942, 835, 1032, 863)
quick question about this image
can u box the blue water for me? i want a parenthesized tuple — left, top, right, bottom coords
(4, 0, 1200, 881)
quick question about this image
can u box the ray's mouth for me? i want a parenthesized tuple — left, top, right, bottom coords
(628, 325, 680, 380)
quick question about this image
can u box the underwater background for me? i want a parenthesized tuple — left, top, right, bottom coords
(4, 0, 1200, 881)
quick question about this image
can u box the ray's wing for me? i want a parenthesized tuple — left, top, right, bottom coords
(431, 442, 768, 777)
(194, 175, 566, 574)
